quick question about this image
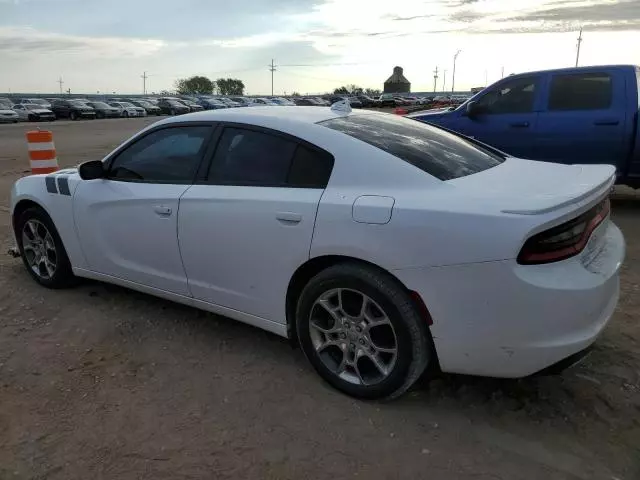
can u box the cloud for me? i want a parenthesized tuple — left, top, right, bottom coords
(0, 27, 166, 56)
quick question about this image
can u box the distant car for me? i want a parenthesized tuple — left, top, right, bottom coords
(355, 96, 378, 108)
(127, 100, 162, 115)
(293, 97, 319, 106)
(228, 97, 253, 107)
(251, 97, 278, 106)
(12, 103, 56, 122)
(179, 99, 204, 112)
(325, 96, 362, 108)
(378, 94, 396, 107)
(14, 98, 53, 109)
(215, 97, 242, 108)
(157, 98, 190, 115)
(270, 97, 296, 106)
(109, 102, 146, 117)
(197, 98, 228, 110)
(0, 106, 19, 123)
(51, 99, 96, 120)
(85, 102, 120, 119)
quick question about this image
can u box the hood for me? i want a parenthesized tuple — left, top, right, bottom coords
(448, 158, 615, 215)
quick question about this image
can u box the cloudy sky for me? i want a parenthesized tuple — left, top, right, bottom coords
(1, 0, 639, 95)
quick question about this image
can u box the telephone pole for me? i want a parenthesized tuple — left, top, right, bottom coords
(432, 66, 439, 94)
(442, 69, 447, 93)
(575, 27, 583, 67)
(141, 71, 149, 95)
(57, 76, 64, 95)
(268, 59, 276, 96)
(501, 66, 505, 79)
(451, 49, 461, 94)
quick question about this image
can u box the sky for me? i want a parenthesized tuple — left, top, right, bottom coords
(1, 0, 639, 95)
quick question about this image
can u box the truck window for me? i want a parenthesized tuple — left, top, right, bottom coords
(473, 76, 538, 114)
(548, 72, 612, 111)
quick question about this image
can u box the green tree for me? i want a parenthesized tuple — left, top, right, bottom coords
(216, 78, 245, 95)
(290, 91, 301, 97)
(333, 84, 363, 95)
(364, 88, 381, 97)
(174, 76, 215, 95)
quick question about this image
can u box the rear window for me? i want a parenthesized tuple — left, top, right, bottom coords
(319, 114, 504, 180)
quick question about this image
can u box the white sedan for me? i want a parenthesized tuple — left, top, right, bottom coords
(0, 106, 19, 123)
(108, 101, 146, 117)
(9, 105, 624, 399)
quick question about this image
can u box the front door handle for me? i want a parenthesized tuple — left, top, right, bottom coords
(509, 121, 530, 128)
(594, 119, 620, 126)
(276, 212, 302, 224)
(153, 205, 172, 216)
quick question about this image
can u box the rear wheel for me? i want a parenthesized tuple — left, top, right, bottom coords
(296, 263, 431, 399)
(16, 207, 76, 289)
(123, 110, 129, 118)
(28, 114, 36, 122)
(69, 111, 77, 121)
(169, 109, 175, 116)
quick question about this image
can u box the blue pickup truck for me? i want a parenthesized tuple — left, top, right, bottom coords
(410, 65, 640, 188)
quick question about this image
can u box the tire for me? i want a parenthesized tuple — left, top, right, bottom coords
(16, 206, 76, 289)
(69, 111, 77, 121)
(97, 112, 104, 119)
(169, 109, 175, 116)
(28, 114, 36, 122)
(296, 263, 430, 400)
(123, 110, 129, 118)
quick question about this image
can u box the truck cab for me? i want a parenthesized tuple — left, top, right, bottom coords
(410, 65, 640, 187)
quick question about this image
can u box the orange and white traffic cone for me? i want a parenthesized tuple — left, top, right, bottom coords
(26, 130, 59, 175)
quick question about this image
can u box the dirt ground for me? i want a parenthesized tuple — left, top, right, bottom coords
(0, 118, 639, 480)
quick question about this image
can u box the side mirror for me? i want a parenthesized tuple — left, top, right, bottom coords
(78, 160, 105, 180)
(466, 100, 479, 117)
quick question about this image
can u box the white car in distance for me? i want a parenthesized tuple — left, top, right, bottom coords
(9, 105, 624, 399)
(108, 101, 146, 117)
(12, 103, 56, 122)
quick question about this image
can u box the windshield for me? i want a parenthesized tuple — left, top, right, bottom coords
(29, 99, 49, 105)
(320, 114, 504, 181)
(168, 100, 183, 106)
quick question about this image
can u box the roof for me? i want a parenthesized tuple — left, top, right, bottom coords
(156, 106, 380, 127)
(510, 64, 638, 78)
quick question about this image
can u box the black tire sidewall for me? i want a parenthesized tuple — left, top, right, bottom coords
(296, 267, 422, 399)
(70, 111, 77, 120)
(16, 207, 75, 289)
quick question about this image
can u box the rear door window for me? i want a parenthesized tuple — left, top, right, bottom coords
(548, 72, 612, 111)
(320, 114, 504, 181)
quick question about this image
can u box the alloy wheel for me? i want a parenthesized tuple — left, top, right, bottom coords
(309, 288, 398, 386)
(21, 219, 57, 280)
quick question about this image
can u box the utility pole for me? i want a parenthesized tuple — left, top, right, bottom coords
(442, 69, 447, 93)
(268, 59, 276, 96)
(141, 71, 149, 95)
(451, 50, 461, 94)
(501, 66, 505, 79)
(575, 27, 583, 67)
(432, 66, 439, 94)
(485, 70, 488, 87)
(57, 76, 64, 95)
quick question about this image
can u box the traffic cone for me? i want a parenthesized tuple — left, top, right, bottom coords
(26, 130, 59, 175)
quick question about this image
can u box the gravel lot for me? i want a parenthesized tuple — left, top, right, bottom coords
(0, 117, 639, 480)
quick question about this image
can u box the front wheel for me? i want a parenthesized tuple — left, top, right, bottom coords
(28, 114, 36, 122)
(122, 110, 129, 118)
(169, 109, 175, 116)
(16, 206, 76, 289)
(69, 111, 77, 121)
(296, 263, 431, 400)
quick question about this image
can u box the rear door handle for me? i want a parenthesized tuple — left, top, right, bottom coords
(594, 119, 620, 126)
(276, 212, 302, 224)
(509, 121, 530, 128)
(153, 205, 172, 216)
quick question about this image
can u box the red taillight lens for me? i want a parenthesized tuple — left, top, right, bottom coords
(517, 198, 610, 265)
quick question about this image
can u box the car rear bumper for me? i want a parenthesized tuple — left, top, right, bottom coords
(393, 221, 625, 378)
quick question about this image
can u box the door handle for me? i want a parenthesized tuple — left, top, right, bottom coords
(276, 212, 302, 224)
(153, 205, 172, 216)
(594, 119, 620, 126)
(509, 121, 530, 128)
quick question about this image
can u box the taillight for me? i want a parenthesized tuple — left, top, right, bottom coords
(517, 198, 610, 265)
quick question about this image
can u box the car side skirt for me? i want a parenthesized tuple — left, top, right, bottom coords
(73, 268, 289, 337)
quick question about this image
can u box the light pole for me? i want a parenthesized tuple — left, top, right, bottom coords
(451, 49, 461, 94)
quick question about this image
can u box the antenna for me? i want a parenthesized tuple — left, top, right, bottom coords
(442, 69, 447, 93)
(575, 27, 583, 67)
(268, 59, 277, 96)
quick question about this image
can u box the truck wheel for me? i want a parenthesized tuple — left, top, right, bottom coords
(296, 263, 431, 400)
(16, 206, 76, 289)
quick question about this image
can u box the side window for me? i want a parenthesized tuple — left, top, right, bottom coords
(287, 145, 334, 188)
(208, 127, 296, 186)
(475, 76, 539, 114)
(548, 73, 612, 111)
(108, 126, 211, 183)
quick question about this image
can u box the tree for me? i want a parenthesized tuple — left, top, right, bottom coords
(290, 91, 301, 97)
(364, 88, 381, 97)
(333, 84, 363, 95)
(216, 78, 245, 95)
(174, 76, 215, 95)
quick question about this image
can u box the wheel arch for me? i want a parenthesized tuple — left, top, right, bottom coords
(12, 198, 50, 236)
(285, 255, 433, 342)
